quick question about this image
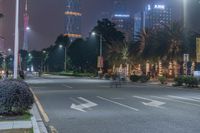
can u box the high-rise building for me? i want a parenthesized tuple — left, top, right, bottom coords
(133, 1, 172, 40)
(144, 1, 172, 29)
(65, 0, 82, 41)
(134, 12, 145, 40)
(23, 0, 29, 51)
(112, 0, 134, 41)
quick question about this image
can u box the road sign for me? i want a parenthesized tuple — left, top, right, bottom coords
(196, 38, 200, 62)
(97, 56, 103, 68)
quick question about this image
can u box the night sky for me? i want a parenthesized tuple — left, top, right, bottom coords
(1, 0, 199, 51)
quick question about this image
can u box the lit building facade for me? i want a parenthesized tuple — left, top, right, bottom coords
(133, 1, 172, 40)
(144, 2, 172, 29)
(65, 0, 82, 41)
(134, 12, 145, 40)
(112, 0, 134, 41)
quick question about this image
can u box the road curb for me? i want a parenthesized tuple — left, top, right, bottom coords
(30, 87, 48, 133)
(31, 104, 48, 133)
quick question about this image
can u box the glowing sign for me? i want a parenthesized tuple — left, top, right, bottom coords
(114, 14, 130, 18)
(154, 5, 165, 9)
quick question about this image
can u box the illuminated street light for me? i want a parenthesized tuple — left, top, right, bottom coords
(7, 48, 12, 52)
(59, 45, 63, 48)
(26, 26, 30, 31)
(92, 32, 103, 73)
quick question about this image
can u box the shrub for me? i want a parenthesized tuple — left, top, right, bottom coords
(140, 75, 150, 83)
(130, 75, 140, 82)
(174, 76, 184, 86)
(104, 73, 111, 80)
(0, 80, 34, 116)
(183, 76, 198, 87)
(158, 76, 167, 84)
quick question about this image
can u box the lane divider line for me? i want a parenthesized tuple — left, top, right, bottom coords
(97, 96, 139, 111)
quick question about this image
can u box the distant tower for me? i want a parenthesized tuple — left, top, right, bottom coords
(23, 0, 29, 51)
(65, 0, 82, 41)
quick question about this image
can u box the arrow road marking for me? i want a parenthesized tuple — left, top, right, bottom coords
(152, 96, 200, 107)
(97, 96, 139, 111)
(133, 96, 165, 108)
(168, 95, 200, 103)
(70, 97, 98, 112)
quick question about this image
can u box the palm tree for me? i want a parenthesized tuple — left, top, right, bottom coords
(161, 22, 184, 61)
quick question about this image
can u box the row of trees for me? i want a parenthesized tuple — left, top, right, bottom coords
(1, 18, 200, 74)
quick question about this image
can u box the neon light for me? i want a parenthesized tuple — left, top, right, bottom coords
(114, 14, 130, 18)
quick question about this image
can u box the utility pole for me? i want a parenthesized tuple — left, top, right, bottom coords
(14, 0, 19, 79)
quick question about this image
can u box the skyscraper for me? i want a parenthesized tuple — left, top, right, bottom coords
(65, 0, 82, 41)
(112, 0, 134, 41)
(23, 0, 29, 51)
(144, 1, 172, 29)
(133, 0, 172, 40)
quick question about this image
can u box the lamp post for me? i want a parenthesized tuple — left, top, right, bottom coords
(59, 44, 67, 72)
(92, 32, 103, 73)
(14, 0, 19, 79)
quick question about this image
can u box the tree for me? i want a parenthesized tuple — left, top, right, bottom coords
(92, 19, 125, 69)
(68, 38, 97, 72)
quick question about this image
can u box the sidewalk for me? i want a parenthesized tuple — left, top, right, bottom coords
(0, 104, 47, 133)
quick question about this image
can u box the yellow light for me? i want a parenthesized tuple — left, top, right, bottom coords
(65, 11, 82, 16)
(64, 34, 82, 38)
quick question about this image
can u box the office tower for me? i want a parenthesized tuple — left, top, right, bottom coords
(144, 1, 172, 29)
(112, 0, 134, 41)
(134, 12, 145, 40)
(23, 0, 29, 51)
(65, 0, 82, 41)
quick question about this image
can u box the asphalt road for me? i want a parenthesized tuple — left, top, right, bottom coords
(27, 76, 200, 133)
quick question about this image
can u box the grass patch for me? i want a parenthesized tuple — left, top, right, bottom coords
(0, 112, 32, 122)
(0, 128, 33, 133)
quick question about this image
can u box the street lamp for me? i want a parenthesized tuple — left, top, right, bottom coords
(59, 44, 68, 72)
(92, 31, 103, 73)
(26, 26, 30, 31)
(14, 0, 19, 79)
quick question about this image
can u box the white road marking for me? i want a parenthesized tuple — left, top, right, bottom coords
(133, 96, 165, 108)
(62, 84, 73, 89)
(111, 97, 125, 100)
(70, 97, 98, 112)
(152, 96, 200, 107)
(97, 96, 139, 111)
(192, 97, 200, 100)
(168, 95, 200, 103)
